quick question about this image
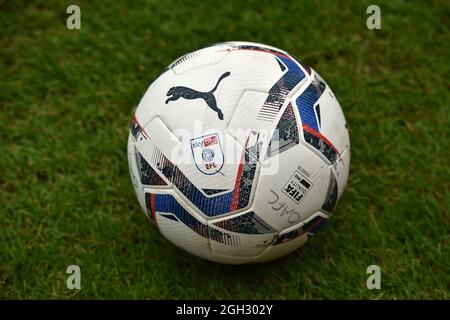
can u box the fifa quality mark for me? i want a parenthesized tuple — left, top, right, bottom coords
(282, 170, 313, 203)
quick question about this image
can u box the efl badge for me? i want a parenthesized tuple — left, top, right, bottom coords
(190, 133, 224, 175)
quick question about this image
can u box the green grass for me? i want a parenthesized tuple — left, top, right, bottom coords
(1, 0, 449, 299)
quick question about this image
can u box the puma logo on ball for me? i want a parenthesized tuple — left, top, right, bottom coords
(165, 71, 231, 120)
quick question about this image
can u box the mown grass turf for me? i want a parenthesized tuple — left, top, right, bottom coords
(1, 0, 448, 299)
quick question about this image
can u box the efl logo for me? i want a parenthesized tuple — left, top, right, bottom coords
(190, 133, 224, 175)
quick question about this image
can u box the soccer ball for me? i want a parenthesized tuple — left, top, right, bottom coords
(127, 42, 350, 264)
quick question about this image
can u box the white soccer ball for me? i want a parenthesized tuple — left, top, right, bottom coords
(127, 41, 350, 264)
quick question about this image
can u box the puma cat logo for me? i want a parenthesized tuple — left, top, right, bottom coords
(165, 71, 231, 120)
